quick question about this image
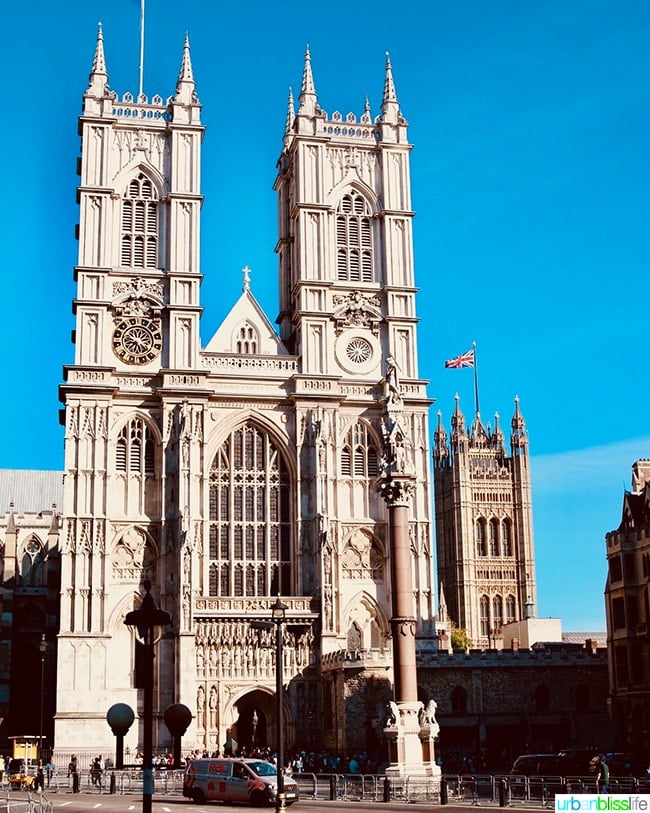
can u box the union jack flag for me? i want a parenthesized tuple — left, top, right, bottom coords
(444, 348, 475, 369)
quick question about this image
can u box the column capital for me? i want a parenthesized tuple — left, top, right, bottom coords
(378, 476, 415, 507)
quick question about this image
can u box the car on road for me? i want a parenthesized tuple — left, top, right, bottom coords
(509, 754, 567, 777)
(183, 757, 299, 806)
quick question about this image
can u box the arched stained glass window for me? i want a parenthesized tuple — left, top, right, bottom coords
(208, 423, 291, 597)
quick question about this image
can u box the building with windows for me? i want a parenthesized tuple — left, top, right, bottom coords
(604, 459, 650, 755)
(433, 396, 537, 648)
(50, 31, 439, 756)
(0, 27, 608, 765)
(0, 470, 62, 753)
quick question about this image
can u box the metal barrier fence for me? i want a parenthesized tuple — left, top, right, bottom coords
(295, 773, 650, 806)
(3, 768, 185, 799)
(1, 789, 54, 813)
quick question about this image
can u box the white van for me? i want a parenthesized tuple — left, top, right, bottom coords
(183, 757, 299, 806)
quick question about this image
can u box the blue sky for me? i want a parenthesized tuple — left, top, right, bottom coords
(1, 1, 649, 631)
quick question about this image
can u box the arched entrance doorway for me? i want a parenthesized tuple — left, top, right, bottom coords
(230, 690, 274, 754)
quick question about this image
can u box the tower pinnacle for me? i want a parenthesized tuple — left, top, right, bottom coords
(86, 23, 109, 97)
(297, 45, 318, 117)
(175, 33, 197, 104)
(284, 87, 295, 142)
(381, 51, 400, 123)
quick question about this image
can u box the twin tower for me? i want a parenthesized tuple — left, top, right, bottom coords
(55, 27, 535, 758)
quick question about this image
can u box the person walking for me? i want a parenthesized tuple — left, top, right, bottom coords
(68, 754, 79, 793)
(595, 755, 609, 794)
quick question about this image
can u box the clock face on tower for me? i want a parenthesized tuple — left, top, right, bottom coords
(112, 316, 163, 365)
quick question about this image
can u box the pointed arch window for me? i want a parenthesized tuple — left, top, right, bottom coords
(121, 173, 159, 269)
(208, 423, 292, 597)
(340, 421, 379, 479)
(21, 537, 45, 587)
(335, 191, 374, 283)
(489, 518, 499, 556)
(480, 594, 490, 637)
(476, 519, 487, 557)
(506, 594, 516, 624)
(502, 519, 512, 556)
(492, 594, 503, 631)
(115, 417, 156, 474)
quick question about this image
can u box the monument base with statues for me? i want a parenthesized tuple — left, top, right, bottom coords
(384, 699, 442, 778)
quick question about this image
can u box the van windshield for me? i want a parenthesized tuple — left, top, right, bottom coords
(248, 761, 277, 777)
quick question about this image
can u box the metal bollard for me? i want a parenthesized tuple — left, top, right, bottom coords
(440, 777, 448, 805)
(329, 774, 337, 800)
(383, 776, 391, 803)
(499, 778, 507, 807)
(110, 771, 116, 794)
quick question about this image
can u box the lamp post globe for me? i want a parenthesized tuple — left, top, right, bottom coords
(163, 703, 192, 769)
(106, 703, 135, 770)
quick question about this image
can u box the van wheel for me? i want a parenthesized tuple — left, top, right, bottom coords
(250, 789, 267, 807)
(192, 788, 206, 804)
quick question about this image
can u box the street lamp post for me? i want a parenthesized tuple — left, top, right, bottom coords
(38, 634, 46, 764)
(124, 581, 172, 813)
(271, 598, 288, 813)
(251, 598, 288, 813)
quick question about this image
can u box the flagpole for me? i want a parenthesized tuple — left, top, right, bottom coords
(473, 341, 480, 416)
(138, 0, 145, 99)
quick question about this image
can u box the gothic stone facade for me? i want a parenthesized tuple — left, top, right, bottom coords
(55, 33, 436, 755)
(0, 30, 554, 762)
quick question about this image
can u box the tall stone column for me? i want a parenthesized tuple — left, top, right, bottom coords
(378, 357, 439, 777)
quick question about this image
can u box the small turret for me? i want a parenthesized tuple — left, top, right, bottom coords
(378, 52, 408, 143)
(470, 412, 489, 448)
(283, 87, 295, 147)
(491, 412, 505, 453)
(450, 394, 467, 453)
(172, 34, 201, 124)
(510, 396, 528, 454)
(433, 410, 449, 466)
(297, 45, 318, 117)
(84, 23, 110, 113)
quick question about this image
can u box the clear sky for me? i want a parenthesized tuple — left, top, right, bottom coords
(1, 0, 649, 632)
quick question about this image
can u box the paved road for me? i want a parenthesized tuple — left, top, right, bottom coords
(3, 790, 524, 812)
(0, 791, 539, 813)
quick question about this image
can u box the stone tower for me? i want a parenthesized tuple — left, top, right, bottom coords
(56, 26, 204, 748)
(433, 396, 536, 649)
(56, 32, 435, 759)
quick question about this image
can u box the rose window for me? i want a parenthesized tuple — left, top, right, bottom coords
(346, 337, 372, 364)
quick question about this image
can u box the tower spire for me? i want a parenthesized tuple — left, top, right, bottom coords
(381, 51, 400, 122)
(175, 32, 197, 103)
(510, 396, 528, 453)
(297, 45, 319, 117)
(284, 86, 295, 142)
(433, 410, 449, 465)
(86, 23, 109, 97)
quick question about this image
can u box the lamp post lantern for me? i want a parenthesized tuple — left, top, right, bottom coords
(124, 580, 172, 813)
(38, 634, 46, 764)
